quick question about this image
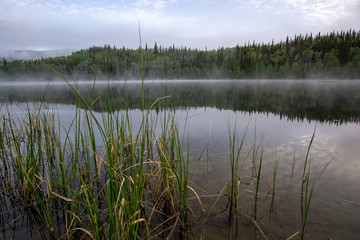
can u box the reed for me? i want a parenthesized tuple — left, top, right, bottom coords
(0, 85, 198, 239)
(300, 130, 333, 240)
(227, 119, 248, 211)
(270, 144, 280, 211)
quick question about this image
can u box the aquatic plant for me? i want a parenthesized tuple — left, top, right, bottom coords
(300, 130, 333, 240)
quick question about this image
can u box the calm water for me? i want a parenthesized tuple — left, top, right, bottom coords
(1, 79, 360, 239)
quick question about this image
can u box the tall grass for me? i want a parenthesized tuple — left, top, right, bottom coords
(0, 84, 197, 239)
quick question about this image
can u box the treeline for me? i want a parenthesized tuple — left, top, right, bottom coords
(1, 29, 360, 79)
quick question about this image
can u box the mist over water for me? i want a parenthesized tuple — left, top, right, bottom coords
(1, 79, 359, 124)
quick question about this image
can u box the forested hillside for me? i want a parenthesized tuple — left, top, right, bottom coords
(1, 30, 360, 80)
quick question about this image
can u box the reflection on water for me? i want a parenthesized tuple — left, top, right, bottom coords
(1, 79, 360, 239)
(1, 79, 360, 124)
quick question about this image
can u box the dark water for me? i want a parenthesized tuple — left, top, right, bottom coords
(1, 79, 360, 239)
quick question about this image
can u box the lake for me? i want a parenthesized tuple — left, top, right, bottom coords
(1, 79, 360, 239)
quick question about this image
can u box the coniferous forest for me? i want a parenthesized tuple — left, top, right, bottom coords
(1, 29, 360, 80)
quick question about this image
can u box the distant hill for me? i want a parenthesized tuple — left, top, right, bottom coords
(0, 49, 76, 61)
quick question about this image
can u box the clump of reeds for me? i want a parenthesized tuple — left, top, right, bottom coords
(0, 87, 196, 239)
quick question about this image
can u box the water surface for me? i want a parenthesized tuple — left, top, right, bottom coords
(1, 79, 360, 239)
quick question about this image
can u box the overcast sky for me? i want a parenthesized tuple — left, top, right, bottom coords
(1, 0, 360, 51)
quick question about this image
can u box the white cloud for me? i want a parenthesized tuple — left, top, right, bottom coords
(0, 0, 182, 27)
(235, 0, 360, 24)
(0, 0, 83, 19)
(133, 0, 177, 9)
